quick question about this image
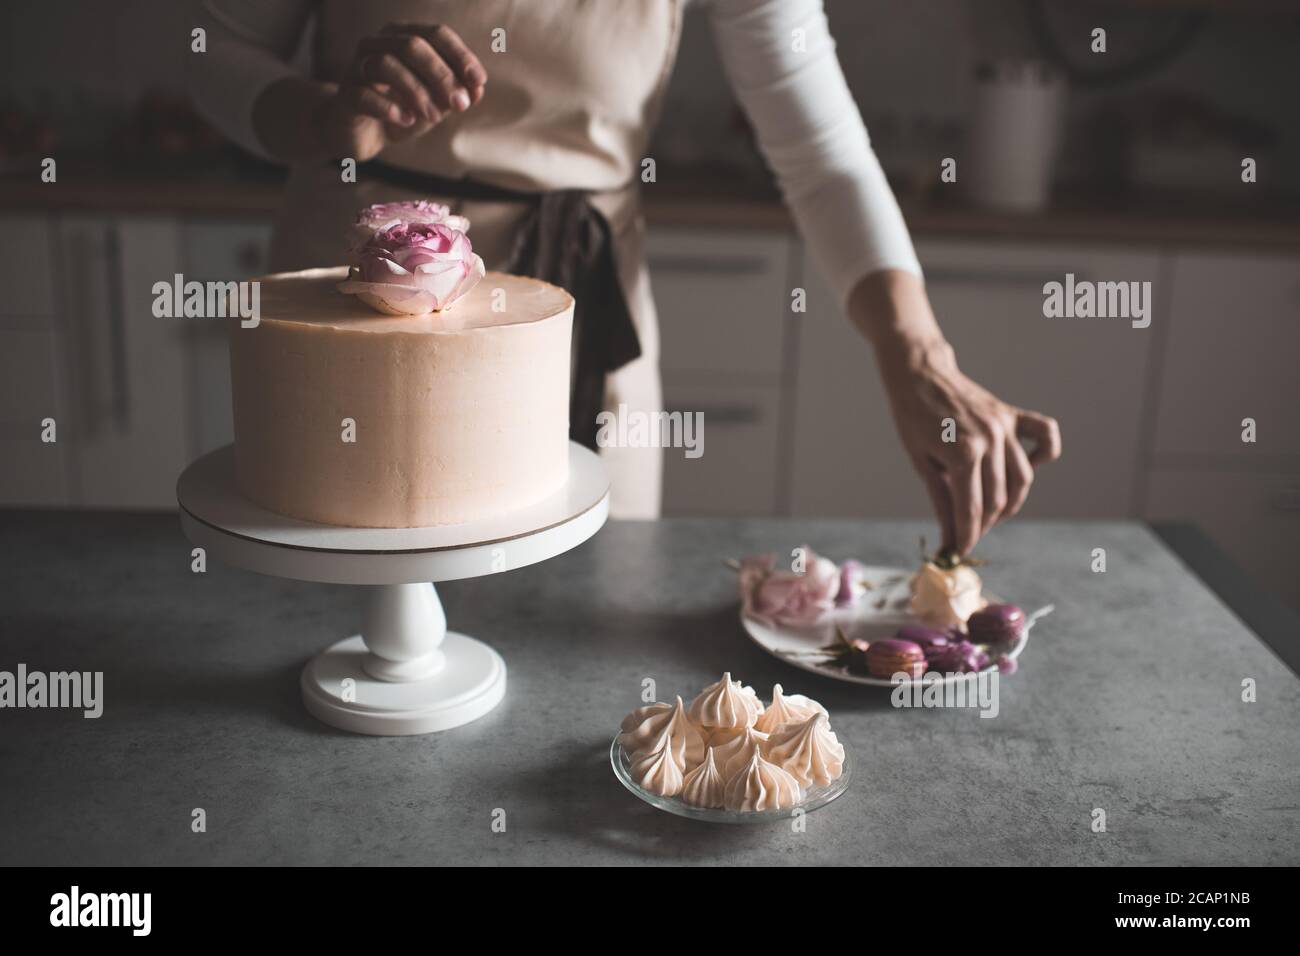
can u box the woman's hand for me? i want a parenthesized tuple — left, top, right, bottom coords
(253, 23, 487, 163)
(849, 270, 1062, 556)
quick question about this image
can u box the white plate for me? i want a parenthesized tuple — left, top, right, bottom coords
(739, 564, 1049, 687)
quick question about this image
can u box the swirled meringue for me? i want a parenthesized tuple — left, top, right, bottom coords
(711, 725, 771, 779)
(910, 561, 985, 628)
(754, 683, 826, 734)
(723, 751, 804, 812)
(629, 735, 684, 797)
(617, 695, 705, 768)
(785, 692, 828, 719)
(688, 672, 763, 731)
(763, 712, 845, 788)
(680, 747, 727, 809)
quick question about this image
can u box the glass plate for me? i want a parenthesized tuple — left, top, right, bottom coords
(610, 737, 852, 825)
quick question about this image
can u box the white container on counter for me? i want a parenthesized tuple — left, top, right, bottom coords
(965, 60, 1067, 213)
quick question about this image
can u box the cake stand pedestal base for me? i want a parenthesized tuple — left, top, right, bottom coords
(177, 443, 607, 737)
(300, 582, 506, 735)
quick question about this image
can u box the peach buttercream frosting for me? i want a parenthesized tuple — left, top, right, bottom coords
(229, 268, 572, 528)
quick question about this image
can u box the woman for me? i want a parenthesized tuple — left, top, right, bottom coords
(190, 0, 1061, 554)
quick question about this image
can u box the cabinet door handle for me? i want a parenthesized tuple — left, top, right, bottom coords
(103, 225, 130, 433)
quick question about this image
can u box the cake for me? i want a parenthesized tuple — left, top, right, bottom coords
(228, 266, 574, 528)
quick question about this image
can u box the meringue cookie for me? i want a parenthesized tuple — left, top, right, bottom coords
(723, 751, 804, 812)
(680, 747, 727, 809)
(910, 561, 985, 628)
(703, 726, 746, 751)
(688, 672, 763, 731)
(754, 683, 825, 734)
(629, 736, 684, 797)
(764, 712, 845, 788)
(712, 725, 770, 779)
(620, 701, 669, 734)
(617, 695, 705, 768)
(784, 692, 828, 719)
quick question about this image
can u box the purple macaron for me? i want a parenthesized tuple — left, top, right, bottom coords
(929, 639, 990, 674)
(967, 603, 1026, 647)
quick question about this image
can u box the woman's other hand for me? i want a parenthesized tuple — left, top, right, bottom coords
(849, 270, 1062, 557)
(253, 23, 487, 163)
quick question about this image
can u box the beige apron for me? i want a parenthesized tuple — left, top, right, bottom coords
(268, 0, 681, 520)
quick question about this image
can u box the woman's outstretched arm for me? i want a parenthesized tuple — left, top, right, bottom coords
(707, 0, 1061, 553)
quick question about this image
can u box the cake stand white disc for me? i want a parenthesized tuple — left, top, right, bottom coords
(177, 443, 608, 735)
(176, 443, 609, 585)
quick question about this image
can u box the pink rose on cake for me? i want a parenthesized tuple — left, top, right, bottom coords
(738, 547, 841, 627)
(347, 200, 470, 255)
(339, 221, 485, 315)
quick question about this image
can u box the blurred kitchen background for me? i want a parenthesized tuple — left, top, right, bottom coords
(0, 0, 1297, 610)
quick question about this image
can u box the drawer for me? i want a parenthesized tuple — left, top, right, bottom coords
(0, 329, 64, 426)
(1154, 252, 1300, 460)
(181, 221, 274, 281)
(190, 331, 234, 456)
(661, 383, 782, 516)
(1144, 468, 1300, 612)
(647, 228, 793, 379)
(0, 215, 57, 319)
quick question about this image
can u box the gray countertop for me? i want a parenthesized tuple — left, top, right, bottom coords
(1, 512, 1297, 866)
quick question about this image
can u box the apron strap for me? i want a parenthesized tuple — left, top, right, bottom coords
(361, 161, 642, 450)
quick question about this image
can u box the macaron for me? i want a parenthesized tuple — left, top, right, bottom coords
(895, 624, 954, 656)
(866, 638, 926, 679)
(929, 639, 989, 673)
(967, 603, 1026, 646)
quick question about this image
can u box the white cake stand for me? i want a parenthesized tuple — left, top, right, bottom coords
(176, 443, 608, 736)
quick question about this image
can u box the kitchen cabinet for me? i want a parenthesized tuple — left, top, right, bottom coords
(0, 214, 57, 318)
(661, 383, 784, 516)
(790, 239, 1162, 520)
(0, 215, 270, 508)
(58, 216, 190, 508)
(0, 328, 72, 505)
(1145, 468, 1299, 608)
(181, 220, 272, 456)
(0, 214, 69, 504)
(1152, 252, 1300, 462)
(648, 227, 797, 516)
(649, 228, 794, 381)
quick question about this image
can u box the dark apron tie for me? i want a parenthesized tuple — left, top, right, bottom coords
(360, 162, 641, 450)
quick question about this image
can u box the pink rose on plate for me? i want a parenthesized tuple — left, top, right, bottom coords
(347, 200, 470, 256)
(338, 222, 485, 315)
(738, 547, 841, 627)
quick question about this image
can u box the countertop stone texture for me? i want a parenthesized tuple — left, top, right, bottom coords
(1, 512, 1296, 865)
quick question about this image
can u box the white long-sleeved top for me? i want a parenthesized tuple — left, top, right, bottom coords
(189, 0, 920, 310)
